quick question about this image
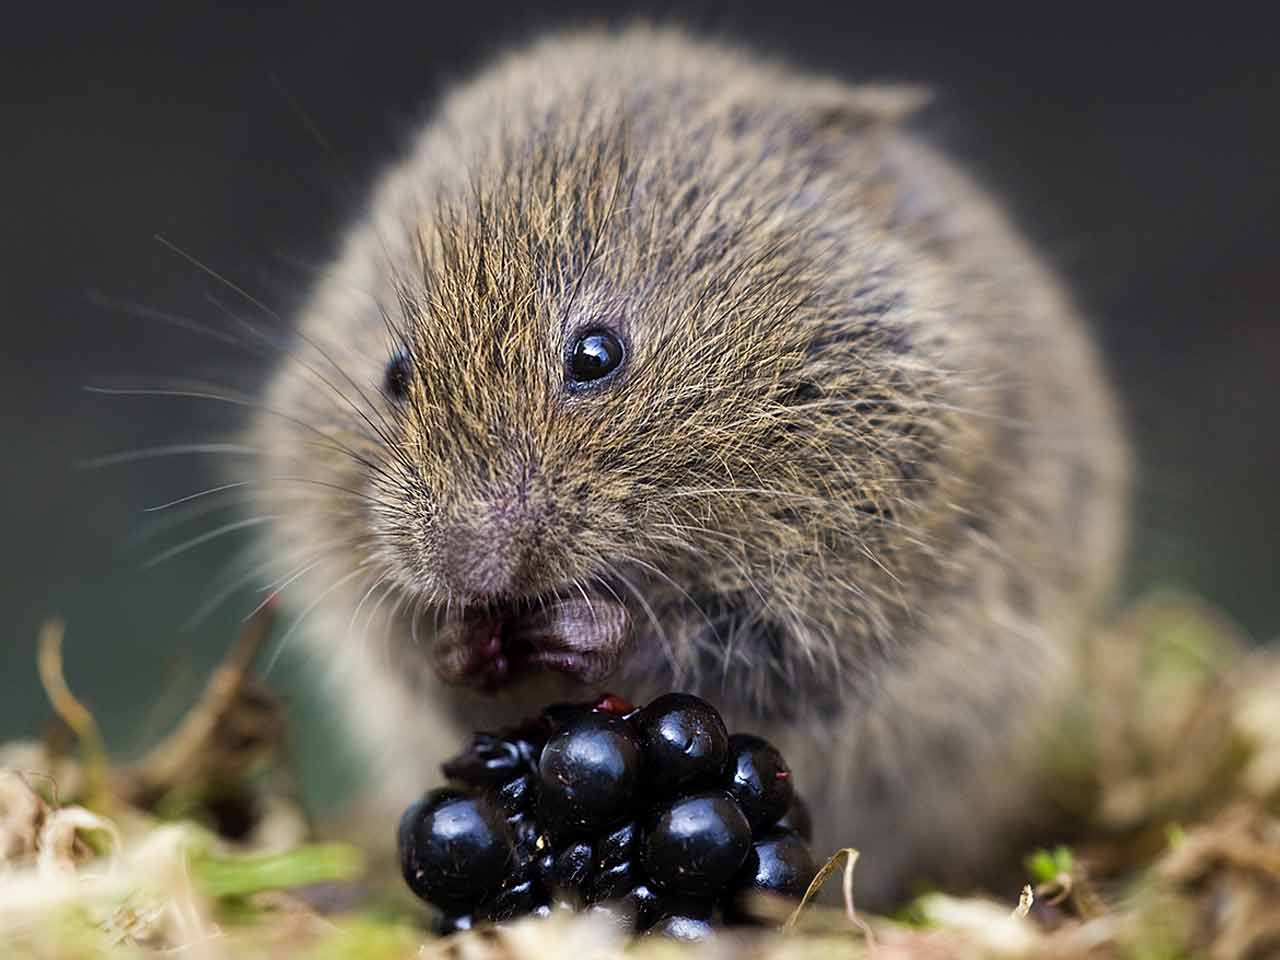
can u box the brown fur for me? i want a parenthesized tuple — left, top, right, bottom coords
(250, 26, 1128, 906)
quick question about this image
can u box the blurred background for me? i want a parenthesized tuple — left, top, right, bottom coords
(3, 4, 1277, 809)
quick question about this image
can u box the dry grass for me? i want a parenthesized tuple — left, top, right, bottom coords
(2, 592, 1279, 959)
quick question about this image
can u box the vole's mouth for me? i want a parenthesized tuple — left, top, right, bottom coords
(429, 591, 631, 692)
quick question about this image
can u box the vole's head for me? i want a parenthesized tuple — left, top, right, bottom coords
(267, 107, 941, 701)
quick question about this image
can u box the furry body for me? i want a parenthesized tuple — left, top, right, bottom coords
(252, 28, 1127, 904)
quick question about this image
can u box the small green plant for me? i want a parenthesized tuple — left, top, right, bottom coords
(1024, 845, 1075, 886)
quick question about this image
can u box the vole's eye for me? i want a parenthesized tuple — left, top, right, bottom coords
(384, 348, 413, 401)
(567, 329, 625, 386)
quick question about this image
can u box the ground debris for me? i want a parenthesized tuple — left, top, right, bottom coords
(1158, 803, 1280, 959)
(0, 768, 48, 866)
(2, 591, 1279, 958)
(119, 602, 286, 810)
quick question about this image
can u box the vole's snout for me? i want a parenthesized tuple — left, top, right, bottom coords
(439, 496, 543, 599)
(426, 467, 631, 692)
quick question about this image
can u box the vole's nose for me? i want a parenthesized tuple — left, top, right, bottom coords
(440, 491, 543, 599)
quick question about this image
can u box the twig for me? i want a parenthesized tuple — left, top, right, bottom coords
(784, 847, 876, 947)
(1013, 884, 1034, 918)
(36, 619, 111, 811)
(124, 602, 279, 803)
(12, 769, 61, 810)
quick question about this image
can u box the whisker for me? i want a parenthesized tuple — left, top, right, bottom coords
(653, 485, 935, 542)
(409, 591, 428, 655)
(185, 549, 279, 630)
(175, 541, 268, 631)
(204, 292, 415, 477)
(361, 576, 403, 653)
(571, 577, 595, 625)
(651, 519, 753, 554)
(94, 285, 406, 465)
(267, 75, 413, 317)
(264, 564, 372, 676)
(620, 554, 720, 647)
(381, 577, 418, 654)
(144, 480, 256, 513)
(80, 442, 259, 468)
(245, 556, 329, 621)
(87, 290, 262, 352)
(127, 491, 256, 547)
(154, 235, 288, 326)
(143, 476, 393, 513)
(350, 570, 394, 637)
(141, 515, 278, 569)
(604, 568, 681, 683)
(85, 383, 400, 487)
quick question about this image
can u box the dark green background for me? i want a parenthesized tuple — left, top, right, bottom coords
(3, 4, 1277, 810)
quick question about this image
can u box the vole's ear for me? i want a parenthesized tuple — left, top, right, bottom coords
(802, 83, 933, 131)
(722, 78, 930, 153)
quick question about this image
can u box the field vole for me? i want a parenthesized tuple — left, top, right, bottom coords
(251, 26, 1128, 905)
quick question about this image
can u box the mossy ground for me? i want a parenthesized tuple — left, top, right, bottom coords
(3, 592, 1278, 959)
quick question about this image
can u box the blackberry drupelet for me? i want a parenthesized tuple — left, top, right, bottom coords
(398, 693, 818, 937)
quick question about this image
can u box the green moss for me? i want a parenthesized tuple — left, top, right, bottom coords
(300, 919, 424, 960)
(193, 843, 364, 899)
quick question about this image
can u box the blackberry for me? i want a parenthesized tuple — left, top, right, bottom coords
(634, 693, 729, 794)
(398, 692, 818, 936)
(725, 734, 795, 831)
(597, 821, 637, 869)
(778, 793, 813, 843)
(642, 791, 752, 896)
(494, 773, 534, 814)
(725, 828, 817, 922)
(551, 840, 595, 890)
(398, 788, 514, 910)
(537, 711, 643, 837)
(587, 880, 660, 929)
(441, 733, 523, 785)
